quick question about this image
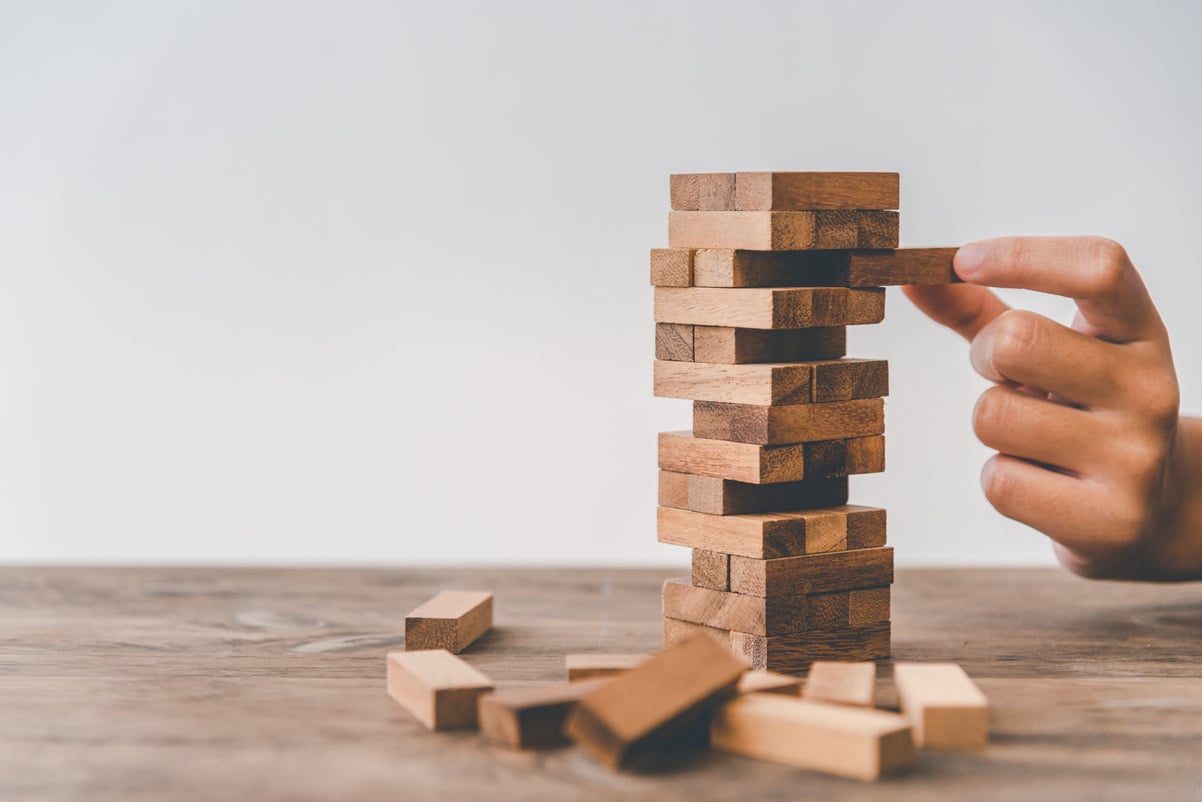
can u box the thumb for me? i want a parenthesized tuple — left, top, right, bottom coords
(902, 283, 1010, 342)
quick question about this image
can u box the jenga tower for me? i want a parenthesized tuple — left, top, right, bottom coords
(651, 172, 957, 674)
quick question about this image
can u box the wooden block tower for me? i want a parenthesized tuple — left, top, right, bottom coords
(651, 171, 957, 673)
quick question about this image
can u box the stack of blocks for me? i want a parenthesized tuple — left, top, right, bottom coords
(652, 171, 957, 674)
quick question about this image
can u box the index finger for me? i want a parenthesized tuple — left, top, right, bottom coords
(954, 237, 1165, 344)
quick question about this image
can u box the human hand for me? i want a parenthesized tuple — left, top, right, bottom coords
(904, 237, 1202, 580)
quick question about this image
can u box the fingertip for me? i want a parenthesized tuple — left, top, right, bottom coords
(954, 242, 987, 279)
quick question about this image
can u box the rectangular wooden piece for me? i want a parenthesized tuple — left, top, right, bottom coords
(386, 650, 495, 731)
(566, 654, 650, 682)
(658, 431, 885, 484)
(693, 398, 885, 445)
(802, 661, 877, 707)
(668, 211, 899, 251)
(654, 359, 887, 406)
(692, 325, 846, 364)
(729, 547, 895, 597)
(691, 549, 730, 591)
(478, 680, 607, 749)
(893, 663, 989, 750)
(655, 287, 884, 330)
(730, 622, 893, 673)
(404, 590, 493, 653)
(657, 504, 885, 559)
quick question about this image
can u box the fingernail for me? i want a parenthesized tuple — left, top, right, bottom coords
(979, 456, 996, 495)
(955, 243, 986, 278)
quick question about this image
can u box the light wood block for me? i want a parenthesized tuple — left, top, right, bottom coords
(655, 323, 694, 362)
(668, 211, 899, 250)
(660, 473, 848, 516)
(893, 663, 989, 750)
(669, 172, 738, 211)
(658, 431, 884, 484)
(403, 590, 493, 653)
(803, 661, 877, 707)
(732, 172, 900, 211)
(649, 248, 693, 287)
(693, 325, 846, 364)
(737, 669, 803, 696)
(566, 654, 649, 682)
(711, 694, 913, 781)
(565, 634, 746, 769)
(663, 615, 729, 648)
(662, 581, 889, 637)
(669, 173, 701, 210)
(657, 504, 884, 559)
(693, 398, 885, 445)
(654, 359, 887, 406)
(654, 287, 884, 330)
(385, 650, 494, 731)
(478, 680, 607, 749)
(730, 547, 895, 597)
(730, 622, 892, 672)
(691, 549, 729, 591)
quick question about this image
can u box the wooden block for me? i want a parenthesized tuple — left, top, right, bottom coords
(737, 669, 803, 696)
(565, 634, 746, 769)
(657, 470, 691, 509)
(711, 694, 913, 781)
(654, 287, 883, 330)
(669, 211, 899, 251)
(849, 587, 891, 625)
(847, 508, 888, 550)
(669, 173, 701, 211)
(845, 248, 959, 286)
(847, 434, 886, 474)
(478, 680, 607, 749)
(693, 325, 846, 363)
(566, 654, 649, 682)
(658, 474, 848, 516)
(691, 549, 729, 591)
(663, 615, 729, 648)
(654, 360, 812, 406)
(385, 649, 495, 731)
(658, 431, 884, 484)
(662, 580, 889, 636)
(655, 323, 694, 361)
(692, 248, 957, 288)
(893, 663, 989, 750)
(658, 504, 884, 559)
(698, 173, 737, 210)
(693, 398, 885, 445)
(650, 248, 693, 287)
(810, 359, 889, 403)
(733, 172, 900, 211)
(729, 547, 894, 597)
(802, 661, 877, 707)
(730, 622, 893, 672)
(404, 590, 493, 653)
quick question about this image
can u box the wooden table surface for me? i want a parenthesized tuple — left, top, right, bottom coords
(2, 566, 1201, 801)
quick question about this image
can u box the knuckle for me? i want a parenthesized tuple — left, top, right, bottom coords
(989, 310, 1042, 372)
(1098, 494, 1147, 549)
(1082, 237, 1131, 295)
(982, 458, 1018, 513)
(972, 387, 1012, 442)
(1137, 372, 1181, 428)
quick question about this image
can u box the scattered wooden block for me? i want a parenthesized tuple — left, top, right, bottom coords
(650, 248, 694, 287)
(386, 650, 495, 731)
(654, 358, 887, 406)
(404, 590, 493, 653)
(659, 473, 848, 516)
(729, 547, 895, 597)
(478, 680, 608, 749)
(658, 431, 884, 484)
(693, 398, 885, 445)
(663, 615, 729, 648)
(655, 323, 694, 361)
(654, 287, 884, 329)
(893, 663, 989, 750)
(730, 622, 892, 672)
(657, 504, 885, 559)
(662, 580, 889, 636)
(691, 549, 730, 591)
(668, 211, 899, 250)
(693, 325, 846, 364)
(711, 694, 913, 781)
(565, 634, 746, 769)
(802, 661, 877, 707)
(737, 669, 803, 695)
(732, 172, 900, 211)
(566, 654, 649, 682)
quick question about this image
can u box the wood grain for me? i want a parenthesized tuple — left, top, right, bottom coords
(661, 579, 807, 636)
(653, 359, 886, 406)
(670, 173, 701, 210)
(657, 470, 691, 509)
(663, 615, 730, 648)
(404, 590, 493, 653)
(844, 248, 959, 286)
(386, 649, 495, 731)
(711, 695, 913, 781)
(478, 680, 607, 749)
(692, 325, 846, 364)
(730, 622, 893, 672)
(693, 398, 885, 445)
(668, 211, 899, 251)
(893, 663, 989, 750)
(658, 504, 885, 559)
(658, 431, 884, 484)
(691, 549, 730, 591)
(802, 661, 877, 707)
(690, 248, 958, 288)
(565, 634, 745, 769)
(655, 322, 694, 361)
(654, 287, 884, 329)
(660, 474, 848, 516)
(649, 248, 694, 287)
(730, 547, 895, 597)
(732, 172, 900, 211)
(698, 173, 737, 210)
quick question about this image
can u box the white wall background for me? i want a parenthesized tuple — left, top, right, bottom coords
(2, 1, 1200, 566)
